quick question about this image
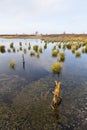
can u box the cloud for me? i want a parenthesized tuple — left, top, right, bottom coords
(0, 0, 87, 34)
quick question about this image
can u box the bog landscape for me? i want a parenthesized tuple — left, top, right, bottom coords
(0, 34, 87, 130)
(0, 0, 87, 129)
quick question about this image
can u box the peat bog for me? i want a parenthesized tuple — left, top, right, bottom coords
(0, 37, 87, 130)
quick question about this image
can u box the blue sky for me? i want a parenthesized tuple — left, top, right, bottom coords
(0, 0, 87, 34)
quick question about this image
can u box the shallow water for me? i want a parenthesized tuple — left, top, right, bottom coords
(0, 38, 87, 130)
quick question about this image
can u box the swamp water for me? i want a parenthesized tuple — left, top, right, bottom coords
(0, 38, 87, 130)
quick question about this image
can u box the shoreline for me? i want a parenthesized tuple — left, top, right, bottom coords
(0, 34, 87, 41)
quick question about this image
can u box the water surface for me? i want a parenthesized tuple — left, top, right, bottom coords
(0, 38, 87, 130)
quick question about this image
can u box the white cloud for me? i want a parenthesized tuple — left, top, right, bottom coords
(0, 0, 87, 34)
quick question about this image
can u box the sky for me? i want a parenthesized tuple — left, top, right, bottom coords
(0, 0, 87, 34)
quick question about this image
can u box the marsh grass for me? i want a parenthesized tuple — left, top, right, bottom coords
(66, 43, 72, 49)
(82, 48, 85, 53)
(10, 43, 14, 48)
(33, 45, 38, 52)
(62, 44, 66, 50)
(75, 51, 81, 57)
(39, 47, 42, 53)
(8, 49, 11, 52)
(28, 46, 31, 50)
(30, 51, 35, 56)
(51, 62, 62, 74)
(13, 48, 16, 52)
(19, 42, 22, 46)
(44, 43, 47, 49)
(52, 49, 58, 57)
(71, 45, 76, 53)
(59, 52, 65, 61)
(58, 43, 61, 48)
(28, 43, 31, 50)
(20, 46, 22, 51)
(24, 49, 27, 54)
(0, 45, 5, 53)
(52, 46, 56, 50)
(85, 45, 87, 53)
(36, 52, 40, 58)
(10, 60, 15, 69)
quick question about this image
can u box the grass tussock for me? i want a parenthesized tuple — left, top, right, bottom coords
(52, 49, 59, 57)
(30, 51, 35, 56)
(82, 48, 85, 53)
(39, 47, 42, 53)
(33, 45, 38, 52)
(8, 49, 11, 52)
(19, 42, 22, 46)
(85, 45, 87, 53)
(13, 48, 16, 52)
(59, 52, 65, 61)
(44, 43, 47, 49)
(0, 45, 5, 53)
(51, 62, 63, 74)
(75, 51, 81, 57)
(10, 60, 15, 69)
(10, 43, 14, 48)
(24, 48, 27, 54)
(71, 45, 76, 53)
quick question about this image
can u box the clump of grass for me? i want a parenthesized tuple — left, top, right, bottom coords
(39, 47, 42, 53)
(24, 48, 27, 54)
(0, 45, 5, 53)
(75, 51, 81, 57)
(62, 44, 66, 50)
(58, 43, 61, 48)
(19, 42, 22, 46)
(13, 48, 16, 52)
(28, 43, 31, 50)
(85, 45, 87, 53)
(44, 43, 47, 49)
(20, 46, 22, 51)
(10, 60, 15, 69)
(66, 43, 72, 49)
(82, 48, 85, 53)
(71, 45, 76, 53)
(36, 52, 40, 58)
(52, 49, 58, 57)
(10, 43, 14, 48)
(59, 52, 65, 61)
(8, 48, 11, 52)
(51, 62, 62, 74)
(52, 46, 56, 50)
(33, 45, 38, 52)
(30, 51, 35, 56)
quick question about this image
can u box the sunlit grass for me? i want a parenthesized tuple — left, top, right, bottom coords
(51, 62, 62, 74)
(71, 45, 76, 53)
(75, 51, 81, 57)
(33, 45, 38, 52)
(10, 60, 15, 69)
(39, 47, 42, 53)
(52, 49, 58, 57)
(30, 51, 35, 56)
(59, 52, 65, 61)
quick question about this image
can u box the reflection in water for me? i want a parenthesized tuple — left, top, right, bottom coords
(22, 54, 25, 70)
(52, 98, 62, 129)
(23, 61, 25, 70)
